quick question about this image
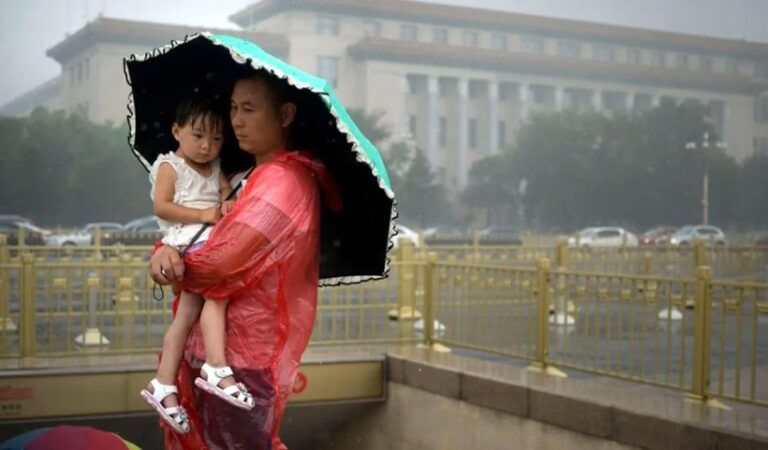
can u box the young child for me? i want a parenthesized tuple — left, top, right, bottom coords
(140, 97, 254, 434)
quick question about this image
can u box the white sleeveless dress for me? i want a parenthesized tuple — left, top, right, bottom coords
(149, 152, 222, 249)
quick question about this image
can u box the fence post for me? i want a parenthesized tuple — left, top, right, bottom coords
(392, 240, 418, 321)
(74, 273, 110, 347)
(528, 258, 566, 377)
(556, 239, 570, 269)
(693, 241, 707, 268)
(19, 253, 36, 361)
(93, 227, 103, 260)
(0, 235, 16, 333)
(688, 265, 726, 408)
(417, 252, 449, 352)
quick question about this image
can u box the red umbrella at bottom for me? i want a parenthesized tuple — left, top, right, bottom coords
(0, 425, 140, 450)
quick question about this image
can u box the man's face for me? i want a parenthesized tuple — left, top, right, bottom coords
(230, 77, 284, 156)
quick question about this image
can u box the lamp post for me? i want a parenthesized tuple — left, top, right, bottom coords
(685, 132, 726, 225)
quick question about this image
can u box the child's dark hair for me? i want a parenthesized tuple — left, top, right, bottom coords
(174, 96, 228, 132)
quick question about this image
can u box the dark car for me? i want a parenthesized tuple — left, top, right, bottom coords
(105, 216, 162, 245)
(639, 226, 677, 246)
(0, 220, 49, 245)
(478, 226, 523, 245)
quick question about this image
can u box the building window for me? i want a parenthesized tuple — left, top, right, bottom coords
(491, 34, 507, 50)
(69, 66, 75, 87)
(626, 48, 641, 64)
(633, 93, 653, 112)
(498, 82, 512, 101)
(438, 116, 447, 147)
(755, 62, 768, 80)
(708, 101, 725, 136)
(521, 36, 544, 54)
(755, 97, 768, 123)
(530, 85, 547, 105)
(401, 24, 418, 41)
(726, 59, 739, 74)
(438, 78, 450, 97)
(650, 50, 665, 67)
(468, 118, 478, 148)
(498, 120, 506, 148)
(468, 80, 484, 99)
(755, 138, 768, 156)
(558, 40, 581, 58)
(77, 62, 83, 82)
(699, 56, 713, 72)
(84, 57, 90, 79)
(602, 91, 626, 111)
(433, 28, 448, 44)
(408, 115, 417, 138)
(316, 56, 338, 87)
(676, 53, 689, 69)
(462, 31, 478, 48)
(363, 20, 380, 37)
(317, 16, 339, 36)
(594, 45, 615, 62)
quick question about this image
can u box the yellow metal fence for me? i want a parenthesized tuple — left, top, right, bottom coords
(1, 239, 766, 407)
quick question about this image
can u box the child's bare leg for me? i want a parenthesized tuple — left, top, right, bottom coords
(199, 298, 235, 388)
(151, 291, 203, 406)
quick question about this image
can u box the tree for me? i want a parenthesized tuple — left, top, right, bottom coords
(385, 141, 450, 227)
(0, 109, 151, 226)
(347, 108, 391, 146)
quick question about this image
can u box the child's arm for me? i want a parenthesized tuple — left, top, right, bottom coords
(219, 172, 236, 215)
(154, 163, 221, 224)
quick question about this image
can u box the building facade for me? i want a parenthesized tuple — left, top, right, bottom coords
(43, 18, 288, 126)
(230, 0, 768, 188)
(5, 0, 768, 191)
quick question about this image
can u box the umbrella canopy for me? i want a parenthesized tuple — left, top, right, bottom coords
(124, 33, 396, 284)
(0, 426, 140, 450)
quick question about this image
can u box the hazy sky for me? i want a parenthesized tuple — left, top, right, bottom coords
(1, 0, 767, 106)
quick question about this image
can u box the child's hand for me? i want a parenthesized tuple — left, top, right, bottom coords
(199, 206, 222, 224)
(221, 200, 236, 216)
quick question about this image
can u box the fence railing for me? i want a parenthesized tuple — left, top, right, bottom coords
(1, 239, 766, 406)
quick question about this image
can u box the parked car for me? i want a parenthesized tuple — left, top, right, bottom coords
(423, 226, 469, 245)
(668, 225, 726, 246)
(0, 220, 50, 245)
(393, 224, 420, 250)
(45, 222, 124, 246)
(639, 226, 677, 246)
(123, 216, 161, 231)
(567, 227, 638, 248)
(105, 216, 162, 245)
(477, 226, 523, 245)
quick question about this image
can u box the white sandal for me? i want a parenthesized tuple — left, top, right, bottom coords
(194, 363, 255, 410)
(140, 379, 190, 434)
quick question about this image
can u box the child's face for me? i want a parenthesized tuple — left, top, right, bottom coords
(171, 115, 224, 165)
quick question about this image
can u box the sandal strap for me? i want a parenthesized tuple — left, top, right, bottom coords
(201, 363, 234, 388)
(149, 379, 178, 403)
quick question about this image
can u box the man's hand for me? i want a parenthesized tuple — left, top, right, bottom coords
(150, 245, 184, 285)
(221, 200, 236, 216)
(199, 206, 222, 224)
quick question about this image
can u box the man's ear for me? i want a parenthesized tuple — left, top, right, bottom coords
(281, 103, 297, 128)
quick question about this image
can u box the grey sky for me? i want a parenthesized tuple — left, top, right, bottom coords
(1, 0, 767, 106)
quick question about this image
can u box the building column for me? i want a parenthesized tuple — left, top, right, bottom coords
(592, 89, 601, 111)
(626, 92, 635, 112)
(518, 82, 530, 122)
(426, 75, 439, 166)
(651, 94, 661, 108)
(554, 85, 564, 112)
(488, 81, 499, 156)
(400, 75, 410, 136)
(457, 78, 469, 188)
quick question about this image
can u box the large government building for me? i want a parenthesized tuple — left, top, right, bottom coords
(3, 0, 768, 189)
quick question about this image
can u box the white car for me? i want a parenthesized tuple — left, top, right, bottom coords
(45, 222, 123, 246)
(393, 224, 420, 249)
(668, 225, 726, 246)
(567, 227, 638, 248)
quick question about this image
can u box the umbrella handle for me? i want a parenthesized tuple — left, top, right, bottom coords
(180, 166, 255, 257)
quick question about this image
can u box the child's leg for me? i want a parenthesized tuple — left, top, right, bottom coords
(198, 298, 236, 387)
(152, 291, 204, 405)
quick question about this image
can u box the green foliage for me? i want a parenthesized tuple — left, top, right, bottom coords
(0, 109, 152, 226)
(464, 100, 767, 231)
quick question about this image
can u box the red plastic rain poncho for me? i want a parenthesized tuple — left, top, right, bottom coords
(161, 151, 340, 450)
